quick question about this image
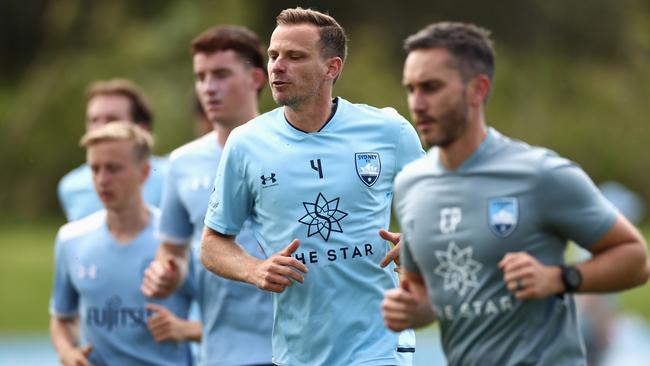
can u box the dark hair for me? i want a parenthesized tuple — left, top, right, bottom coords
(276, 7, 348, 63)
(405, 22, 495, 86)
(191, 25, 266, 95)
(85, 79, 154, 129)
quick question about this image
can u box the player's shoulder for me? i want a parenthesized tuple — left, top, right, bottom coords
(57, 210, 106, 243)
(229, 107, 284, 142)
(487, 128, 575, 175)
(341, 98, 407, 124)
(58, 164, 90, 190)
(395, 150, 435, 187)
(169, 131, 218, 161)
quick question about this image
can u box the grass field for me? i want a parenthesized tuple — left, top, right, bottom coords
(0, 219, 62, 333)
(0, 219, 649, 333)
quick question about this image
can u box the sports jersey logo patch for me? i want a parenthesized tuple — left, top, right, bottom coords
(355, 152, 381, 187)
(434, 241, 482, 296)
(488, 197, 518, 237)
(298, 192, 348, 241)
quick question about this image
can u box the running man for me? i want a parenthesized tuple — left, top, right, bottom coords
(382, 21, 650, 366)
(140, 25, 273, 365)
(201, 8, 423, 366)
(50, 122, 193, 366)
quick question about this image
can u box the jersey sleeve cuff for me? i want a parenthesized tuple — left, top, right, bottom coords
(156, 232, 191, 246)
(49, 306, 79, 319)
(203, 219, 240, 236)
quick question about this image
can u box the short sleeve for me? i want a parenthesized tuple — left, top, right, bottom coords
(395, 119, 425, 173)
(158, 160, 193, 245)
(393, 173, 422, 275)
(143, 156, 169, 208)
(538, 156, 617, 248)
(57, 177, 73, 221)
(401, 235, 422, 275)
(49, 236, 79, 318)
(204, 134, 253, 235)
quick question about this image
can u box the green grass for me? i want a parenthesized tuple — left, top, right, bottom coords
(0, 220, 61, 333)
(1, 220, 649, 333)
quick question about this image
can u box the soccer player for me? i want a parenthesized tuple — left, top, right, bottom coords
(57, 79, 167, 221)
(381, 22, 650, 365)
(200, 8, 424, 366)
(49, 122, 193, 366)
(140, 25, 273, 365)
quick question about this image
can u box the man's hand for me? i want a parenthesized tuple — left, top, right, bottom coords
(499, 252, 563, 300)
(146, 303, 189, 342)
(60, 344, 92, 366)
(141, 258, 180, 298)
(379, 229, 401, 269)
(248, 239, 308, 293)
(382, 275, 435, 332)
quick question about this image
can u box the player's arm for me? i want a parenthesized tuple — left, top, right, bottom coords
(382, 270, 436, 332)
(141, 242, 189, 298)
(50, 315, 92, 366)
(146, 303, 202, 342)
(500, 213, 650, 299)
(571, 213, 649, 291)
(200, 226, 308, 293)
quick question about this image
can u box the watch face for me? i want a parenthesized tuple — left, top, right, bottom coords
(563, 266, 582, 291)
(566, 269, 580, 287)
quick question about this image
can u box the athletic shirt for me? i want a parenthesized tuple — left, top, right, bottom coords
(159, 131, 272, 365)
(395, 128, 618, 366)
(205, 97, 424, 366)
(57, 156, 168, 221)
(50, 208, 193, 366)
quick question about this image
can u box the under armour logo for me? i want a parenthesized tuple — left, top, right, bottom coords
(261, 173, 277, 185)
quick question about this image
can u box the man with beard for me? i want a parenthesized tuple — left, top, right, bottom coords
(382, 21, 650, 366)
(200, 7, 423, 366)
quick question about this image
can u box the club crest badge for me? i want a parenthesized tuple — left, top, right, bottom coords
(488, 197, 518, 237)
(355, 152, 381, 187)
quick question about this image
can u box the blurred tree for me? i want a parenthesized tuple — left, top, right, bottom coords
(0, 0, 648, 221)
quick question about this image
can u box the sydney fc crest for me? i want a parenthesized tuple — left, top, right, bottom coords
(488, 197, 518, 237)
(355, 152, 381, 187)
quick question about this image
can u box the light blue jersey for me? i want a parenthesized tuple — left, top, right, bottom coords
(50, 208, 193, 366)
(205, 98, 424, 366)
(58, 156, 168, 221)
(159, 131, 272, 366)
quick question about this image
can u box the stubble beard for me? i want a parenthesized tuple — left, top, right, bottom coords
(428, 96, 470, 148)
(273, 78, 325, 109)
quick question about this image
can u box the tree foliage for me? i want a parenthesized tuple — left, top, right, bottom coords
(1, 0, 648, 220)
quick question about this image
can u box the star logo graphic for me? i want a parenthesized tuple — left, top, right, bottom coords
(434, 242, 482, 296)
(298, 192, 348, 241)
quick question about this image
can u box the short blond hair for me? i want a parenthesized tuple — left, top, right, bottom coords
(80, 121, 153, 161)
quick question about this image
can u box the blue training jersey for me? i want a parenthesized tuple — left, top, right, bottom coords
(159, 131, 272, 366)
(205, 97, 425, 366)
(50, 208, 193, 366)
(57, 156, 168, 221)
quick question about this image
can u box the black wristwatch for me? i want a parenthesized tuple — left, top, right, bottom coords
(560, 264, 582, 293)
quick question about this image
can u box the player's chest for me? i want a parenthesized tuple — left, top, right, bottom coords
(404, 175, 540, 266)
(70, 246, 152, 298)
(248, 140, 397, 203)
